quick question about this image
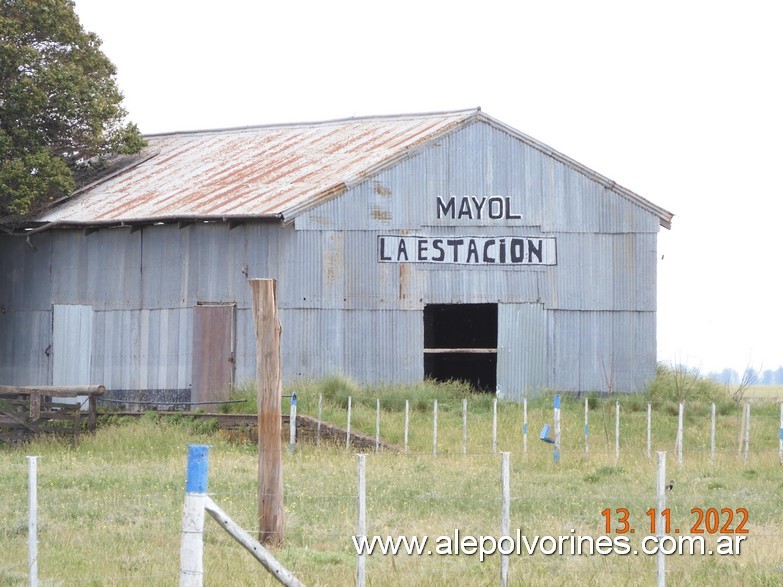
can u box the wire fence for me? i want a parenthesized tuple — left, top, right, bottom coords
(2, 395, 782, 585)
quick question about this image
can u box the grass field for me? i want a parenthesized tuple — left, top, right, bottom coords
(1, 376, 782, 586)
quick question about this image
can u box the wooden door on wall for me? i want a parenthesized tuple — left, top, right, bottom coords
(191, 304, 235, 407)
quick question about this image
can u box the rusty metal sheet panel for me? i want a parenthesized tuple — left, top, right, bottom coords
(191, 304, 235, 405)
(38, 111, 479, 223)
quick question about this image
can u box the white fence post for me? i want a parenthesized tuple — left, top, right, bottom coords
(180, 444, 209, 587)
(615, 401, 620, 463)
(656, 451, 666, 587)
(346, 396, 352, 450)
(523, 398, 527, 456)
(316, 393, 323, 447)
(462, 399, 467, 456)
(404, 400, 409, 453)
(779, 402, 782, 465)
(375, 399, 380, 452)
(647, 403, 652, 462)
(203, 497, 304, 587)
(433, 400, 438, 457)
(492, 398, 498, 454)
(357, 454, 367, 587)
(676, 402, 683, 467)
(744, 403, 751, 465)
(711, 403, 716, 466)
(28, 456, 39, 587)
(500, 452, 510, 587)
(584, 398, 589, 457)
(289, 392, 297, 455)
(554, 395, 561, 464)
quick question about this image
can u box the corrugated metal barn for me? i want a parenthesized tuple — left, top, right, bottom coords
(0, 109, 673, 402)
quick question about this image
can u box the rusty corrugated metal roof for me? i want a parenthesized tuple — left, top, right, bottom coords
(37, 109, 481, 225)
(33, 108, 672, 229)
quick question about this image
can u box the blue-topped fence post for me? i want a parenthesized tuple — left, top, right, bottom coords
(180, 444, 209, 587)
(289, 392, 297, 455)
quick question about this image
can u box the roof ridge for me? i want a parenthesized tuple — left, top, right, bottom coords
(144, 108, 482, 139)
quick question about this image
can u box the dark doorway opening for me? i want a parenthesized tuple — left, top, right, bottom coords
(423, 304, 498, 392)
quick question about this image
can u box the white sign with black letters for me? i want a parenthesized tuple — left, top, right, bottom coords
(377, 235, 557, 266)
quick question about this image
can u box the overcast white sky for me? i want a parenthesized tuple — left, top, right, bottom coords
(74, 0, 782, 375)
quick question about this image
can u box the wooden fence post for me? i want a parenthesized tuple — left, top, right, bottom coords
(250, 278, 284, 546)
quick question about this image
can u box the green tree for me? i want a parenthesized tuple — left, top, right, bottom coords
(0, 0, 145, 222)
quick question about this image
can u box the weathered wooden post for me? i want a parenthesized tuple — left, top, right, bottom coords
(250, 278, 285, 546)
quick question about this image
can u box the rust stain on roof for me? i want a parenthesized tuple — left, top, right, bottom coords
(39, 110, 478, 224)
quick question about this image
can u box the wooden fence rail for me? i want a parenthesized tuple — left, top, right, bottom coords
(0, 385, 105, 443)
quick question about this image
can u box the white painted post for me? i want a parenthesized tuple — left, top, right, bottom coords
(375, 399, 380, 452)
(203, 497, 304, 587)
(615, 401, 620, 463)
(779, 402, 783, 465)
(523, 398, 528, 456)
(584, 398, 589, 457)
(744, 403, 750, 465)
(676, 402, 684, 467)
(492, 398, 498, 454)
(316, 393, 323, 447)
(180, 445, 209, 587)
(28, 456, 38, 587)
(433, 399, 438, 457)
(656, 451, 666, 587)
(710, 403, 716, 466)
(346, 396, 352, 450)
(289, 392, 297, 455)
(554, 395, 561, 464)
(357, 454, 366, 587)
(500, 452, 510, 587)
(647, 403, 652, 461)
(462, 399, 467, 456)
(404, 400, 409, 453)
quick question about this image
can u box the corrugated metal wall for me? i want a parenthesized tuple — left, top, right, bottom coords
(0, 117, 660, 396)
